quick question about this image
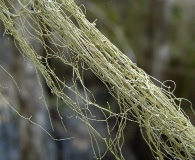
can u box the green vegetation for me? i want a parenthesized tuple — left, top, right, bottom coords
(0, 0, 195, 159)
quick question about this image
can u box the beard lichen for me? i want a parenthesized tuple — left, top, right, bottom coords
(0, 0, 195, 159)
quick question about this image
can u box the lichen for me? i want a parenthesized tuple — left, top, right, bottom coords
(0, 0, 195, 159)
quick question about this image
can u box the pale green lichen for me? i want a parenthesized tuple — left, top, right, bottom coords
(0, 0, 195, 159)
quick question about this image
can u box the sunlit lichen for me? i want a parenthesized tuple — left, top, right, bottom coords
(0, 0, 195, 159)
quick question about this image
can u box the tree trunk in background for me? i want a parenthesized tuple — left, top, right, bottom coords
(133, 1, 173, 159)
(140, 0, 173, 82)
(0, 19, 57, 160)
(15, 54, 57, 160)
(151, 0, 173, 82)
(0, 24, 20, 160)
(14, 0, 57, 159)
(139, 0, 156, 73)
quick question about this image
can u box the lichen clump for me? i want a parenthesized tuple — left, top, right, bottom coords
(0, 0, 195, 159)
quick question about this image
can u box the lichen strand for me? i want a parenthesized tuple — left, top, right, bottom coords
(0, 0, 194, 159)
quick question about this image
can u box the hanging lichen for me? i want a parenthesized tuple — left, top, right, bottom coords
(0, 0, 195, 159)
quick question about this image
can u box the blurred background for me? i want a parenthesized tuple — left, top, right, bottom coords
(0, 0, 195, 159)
